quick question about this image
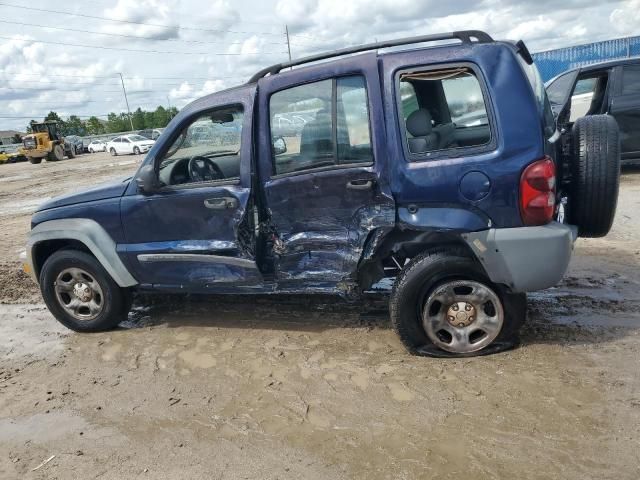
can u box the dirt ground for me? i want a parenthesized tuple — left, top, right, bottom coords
(0, 152, 639, 479)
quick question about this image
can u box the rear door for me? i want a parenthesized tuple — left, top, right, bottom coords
(121, 88, 261, 289)
(256, 54, 395, 286)
(610, 64, 640, 159)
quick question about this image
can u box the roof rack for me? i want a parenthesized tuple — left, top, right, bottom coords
(248, 30, 493, 83)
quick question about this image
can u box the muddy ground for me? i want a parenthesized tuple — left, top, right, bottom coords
(0, 152, 639, 479)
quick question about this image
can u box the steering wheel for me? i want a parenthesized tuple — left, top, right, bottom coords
(187, 156, 225, 182)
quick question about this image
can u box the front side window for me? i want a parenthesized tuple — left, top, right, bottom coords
(622, 65, 640, 95)
(158, 106, 243, 186)
(569, 73, 608, 121)
(270, 75, 372, 175)
(546, 72, 575, 107)
(399, 67, 491, 157)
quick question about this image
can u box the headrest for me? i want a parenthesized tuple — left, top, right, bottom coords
(406, 109, 433, 137)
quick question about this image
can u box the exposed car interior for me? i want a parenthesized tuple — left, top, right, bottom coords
(400, 67, 491, 155)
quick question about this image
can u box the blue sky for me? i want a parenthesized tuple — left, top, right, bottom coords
(0, 0, 638, 131)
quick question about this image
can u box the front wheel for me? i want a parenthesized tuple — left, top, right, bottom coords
(390, 249, 525, 357)
(110, 147, 117, 156)
(133, 146, 140, 155)
(40, 250, 130, 332)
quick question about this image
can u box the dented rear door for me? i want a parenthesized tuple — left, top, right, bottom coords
(256, 53, 395, 287)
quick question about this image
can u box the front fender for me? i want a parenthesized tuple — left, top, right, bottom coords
(26, 218, 138, 287)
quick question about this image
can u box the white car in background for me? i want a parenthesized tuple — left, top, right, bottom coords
(107, 134, 155, 156)
(87, 140, 107, 153)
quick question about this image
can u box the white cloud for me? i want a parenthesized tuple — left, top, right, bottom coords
(102, 0, 180, 40)
(0, 0, 639, 131)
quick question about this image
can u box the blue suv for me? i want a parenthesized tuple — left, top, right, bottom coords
(24, 31, 620, 357)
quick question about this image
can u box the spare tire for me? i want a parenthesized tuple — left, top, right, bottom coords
(570, 114, 620, 238)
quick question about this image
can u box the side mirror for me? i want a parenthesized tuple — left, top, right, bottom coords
(136, 164, 159, 195)
(273, 136, 287, 155)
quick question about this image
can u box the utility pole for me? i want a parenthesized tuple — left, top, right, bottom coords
(118, 72, 134, 131)
(285, 24, 292, 66)
(167, 95, 173, 119)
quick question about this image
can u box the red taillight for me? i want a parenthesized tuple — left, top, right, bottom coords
(520, 156, 556, 226)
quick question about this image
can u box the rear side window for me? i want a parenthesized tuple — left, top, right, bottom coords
(398, 67, 491, 157)
(270, 75, 373, 175)
(622, 65, 640, 95)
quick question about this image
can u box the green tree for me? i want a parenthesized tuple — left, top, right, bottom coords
(11, 133, 22, 143)
(106, 112, 128, 133)
(131, 107, 146, 130)
(143, 111, 155, 128)
(65, 115, 86, 136)
(86, 116, 105, 135)
(153, 106, 169, 128)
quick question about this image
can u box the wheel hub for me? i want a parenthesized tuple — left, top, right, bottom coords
(446, 301, 476, 328)
(73, 282, 93, 302)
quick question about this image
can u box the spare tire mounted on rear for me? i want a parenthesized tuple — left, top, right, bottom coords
(569, 114, 620, 238)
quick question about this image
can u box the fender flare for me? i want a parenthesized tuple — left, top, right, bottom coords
(26, 218, 138, 287)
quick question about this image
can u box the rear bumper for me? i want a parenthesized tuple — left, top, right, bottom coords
(462, 222, 577, 293)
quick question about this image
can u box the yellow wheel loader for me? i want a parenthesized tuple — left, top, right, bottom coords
(19, 122, 75, 164)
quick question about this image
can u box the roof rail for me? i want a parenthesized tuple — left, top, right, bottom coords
(248, 30, 493, 83)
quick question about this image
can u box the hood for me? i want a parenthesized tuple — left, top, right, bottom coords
(36, 176, 131, 212)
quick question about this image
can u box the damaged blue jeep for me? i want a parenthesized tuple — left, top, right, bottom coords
(25, 31, 620, 356)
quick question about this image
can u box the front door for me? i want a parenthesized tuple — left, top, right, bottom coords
(257, 57, 395, 287)
(610, 64, 640, 160)
(121, 95, 261, 289)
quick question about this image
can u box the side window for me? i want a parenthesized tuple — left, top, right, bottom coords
(400, 81, 419, 122)
(158, 106, 243, 186)
(546, 72, 575, 106)
(570, 73, 608, 122)
(399, 67, 491, 157)
(622, 65, 640, 95)
(270, 75, 372, 175)
(337, 76, 373, 164)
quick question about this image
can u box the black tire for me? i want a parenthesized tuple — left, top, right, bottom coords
(110, 147, 117, 156)
(89, 148, 94, 153)
(390, 248, 526, 357)
(133, 146, 140, 155)
(47, 144, 65, 162)
(570, 115, 620, 238)
(67, 146, 76, 159)
(40, 250, 129, 332)
(29, 157, 42, 164)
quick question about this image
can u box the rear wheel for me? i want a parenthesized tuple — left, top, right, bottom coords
(28, 157, 42, 164)
(110, 147, 117, 156)
(569, 115, 620, 237)
(390, 249, 525, 357)
(40, 250, 129, 332)
(67, 146, 76, 159)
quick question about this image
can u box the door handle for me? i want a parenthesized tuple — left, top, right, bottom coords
(346, 179, 374, 190)
(204, 197, 238, 209)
